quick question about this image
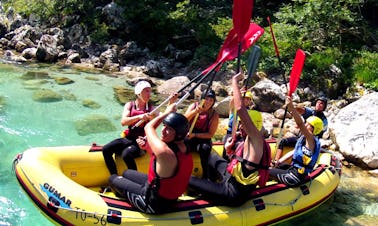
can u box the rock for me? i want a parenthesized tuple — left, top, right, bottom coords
(32, 89, 63, 102)
(74, 114, 116, 136)
(22, 79, 49, 89)
(214, 97, 230, 118)
(36, 34, 59, 62)
(66, 52, 81, 63)
(54, 77, 74, 85)
(20, 71, 50, 80)
(112, 85, 134, 105)
(60, 90, 77, 101)
(21, 47, 37, 59)
(252, 79, 285, 112)
(156, 76, 190, 96)
(82, 99, 101, 109)
(331, 92, 378, 169)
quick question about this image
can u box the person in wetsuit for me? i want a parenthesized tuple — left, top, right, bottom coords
(108, 103, 193, 214)
(185, 89, 219, 178)
(188, 72, 271, 206)
(102, 80, 157, 174)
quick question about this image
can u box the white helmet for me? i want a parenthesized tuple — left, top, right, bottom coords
(134, 81, 151, 95)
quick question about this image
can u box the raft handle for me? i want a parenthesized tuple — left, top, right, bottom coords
(107, 209, 121, 224)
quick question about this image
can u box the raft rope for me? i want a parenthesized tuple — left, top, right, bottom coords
(261, 164, 341, 211)
(262, 178, 313, 211)
(16, 151, 341, 222)
(46, 201, 238, 221)
(37, 165, 343, 221)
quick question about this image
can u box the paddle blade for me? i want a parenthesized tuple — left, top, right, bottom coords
(288, 49, 306, 96)
(233, 0, 254, 41)
(247, 45, 261, 77)
(201, 23, 264, 75)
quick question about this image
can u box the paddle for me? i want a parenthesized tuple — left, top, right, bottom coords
(133, 23, 264, 129)
(202, 22, 264, 75)
(267, 16, 286, 82)
(232, 0, 254, 72)
(177, 22, 264, 107)
(288, 50, 305, 96)
(230, 45, 261, 139)
(267, 16, 294, 147)
(275, 49, 306, 149)
(187, 72, 217, 135)
(185, 23, 264, 135)
(133, 61, 220, 128)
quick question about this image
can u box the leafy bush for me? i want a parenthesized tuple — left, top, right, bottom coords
(90, 21, 110, 44)
(352, 50, 378, 90)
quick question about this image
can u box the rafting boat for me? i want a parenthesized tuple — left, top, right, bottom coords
(13, 140, 341, 226)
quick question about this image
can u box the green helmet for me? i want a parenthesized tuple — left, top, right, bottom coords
(163, 113, 189, 141)
(306, 116, 323, 135)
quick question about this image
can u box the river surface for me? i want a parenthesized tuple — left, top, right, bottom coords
(0, 62, 377, 225)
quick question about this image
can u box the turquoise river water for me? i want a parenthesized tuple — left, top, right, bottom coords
(0, 62, 377, 225)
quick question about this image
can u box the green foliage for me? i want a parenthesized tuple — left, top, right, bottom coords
(4, 0, 100, 24)
(90, 22, 110, 44)
(352, 50, 378, 90)
(257, 0, 374, 95)
(4, 0, 55, 20)
(3, 0, 377, 95)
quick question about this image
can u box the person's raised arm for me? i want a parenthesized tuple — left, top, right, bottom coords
(144, 103, 176, 155)
(286, 96, 315, 149)
(231, 72, 260, 139)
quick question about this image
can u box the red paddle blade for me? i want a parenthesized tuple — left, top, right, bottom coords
(288, 49, 306, 96)
(202, 23, 264, 75)
(232, 0, 254, 41)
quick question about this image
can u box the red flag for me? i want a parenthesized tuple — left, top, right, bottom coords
(202, 23, 264, 75)
(233, 0, 254, 41)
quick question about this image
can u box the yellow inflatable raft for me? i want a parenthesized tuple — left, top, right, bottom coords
(13, 140, 341, 226)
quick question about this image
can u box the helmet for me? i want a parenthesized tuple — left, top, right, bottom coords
(163, 113, 189, 141)
(306, 116, 323, 135)
(135, 81, 151, 95)
(202, 89, 216, 101)
(316, 96, 328, 111)
(244, 91, 253, 99)
(238, 110, 263, 131)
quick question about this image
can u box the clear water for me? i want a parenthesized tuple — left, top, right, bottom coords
(0, 62, 377, 225)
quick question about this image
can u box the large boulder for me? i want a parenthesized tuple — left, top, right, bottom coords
(330, 92, 378, 169)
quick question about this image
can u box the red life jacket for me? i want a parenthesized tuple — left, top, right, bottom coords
(191, 102, 215, 133)
(227, 138, 271, 187)
(123, 101, 153, 138)
(147, 144, 193, 200)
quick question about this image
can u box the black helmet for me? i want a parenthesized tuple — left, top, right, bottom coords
(202, 89, 216, 101)
(316, 96, 328, 111)
(163, 113, 189, 141)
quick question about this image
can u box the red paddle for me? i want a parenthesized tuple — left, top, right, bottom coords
(134, 24, 264, 128)
(232, 0, 254, 42)
(274, 49, 306, 152)
(232, 0, 254, 72)
(288, 49, 306, 96)
(202, 22, 264, 75)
